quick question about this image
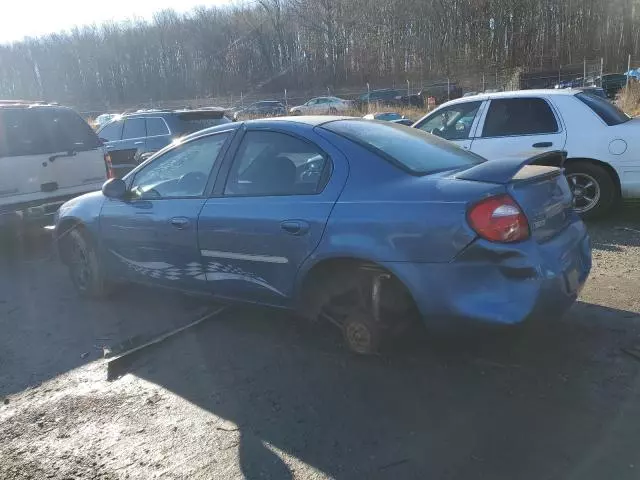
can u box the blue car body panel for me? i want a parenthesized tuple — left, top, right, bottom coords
(56, 118, 592, 328)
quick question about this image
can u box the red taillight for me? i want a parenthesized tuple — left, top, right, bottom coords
(467, 194, 529, 243)
(104, 153, 114, 179)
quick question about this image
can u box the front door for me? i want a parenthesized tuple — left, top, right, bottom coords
(469, 97, 567, 160)
(100, 131, 231, 291)
(197, 128, 348, 305)
(413, 100, 485, 150)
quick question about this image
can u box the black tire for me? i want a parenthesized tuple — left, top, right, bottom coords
(564, 161, 617, 220)
(67, 229, 110, 298)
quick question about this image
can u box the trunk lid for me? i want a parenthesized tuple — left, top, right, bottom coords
(456, 151, 574, 241)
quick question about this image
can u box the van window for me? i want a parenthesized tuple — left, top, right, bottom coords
(37, 108, 102, 152)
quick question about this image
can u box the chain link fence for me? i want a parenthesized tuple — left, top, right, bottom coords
(79, 56, 632, 120)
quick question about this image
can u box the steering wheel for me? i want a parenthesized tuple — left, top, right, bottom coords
(177, 171, 208, 195)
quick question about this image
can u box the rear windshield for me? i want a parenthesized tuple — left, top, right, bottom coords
(0, 107, 100, 157)
(177, 111, 231, 134)
(576, 92, 630, 126)
(322, 119, 484, 175)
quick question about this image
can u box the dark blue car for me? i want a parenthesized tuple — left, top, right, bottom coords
(55, 117, 591, 354)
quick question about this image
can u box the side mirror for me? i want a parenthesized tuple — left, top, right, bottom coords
(102, 178, 127, 199)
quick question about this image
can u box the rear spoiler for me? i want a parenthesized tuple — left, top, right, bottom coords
(455, 150, 567, 184)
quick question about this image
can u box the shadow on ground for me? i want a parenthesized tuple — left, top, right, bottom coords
(125, 300, 640, 480)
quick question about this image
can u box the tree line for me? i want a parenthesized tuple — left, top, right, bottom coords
(0, 0, 638, 109)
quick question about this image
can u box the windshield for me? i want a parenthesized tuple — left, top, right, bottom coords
(322, 119, 484, 175)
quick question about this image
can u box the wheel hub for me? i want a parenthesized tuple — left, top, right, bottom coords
(345, 321, 373, 354)
(567, 172, 601, 213)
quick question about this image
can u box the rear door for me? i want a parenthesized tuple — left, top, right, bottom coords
(144, 116, 172, 154)
(197, 127, 348, 305)
(36, 108, 106, 194)
(413, 100, 485, 150)
(469, 97, 567, 160)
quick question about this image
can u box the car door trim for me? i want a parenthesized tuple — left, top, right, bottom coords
(201, 249, 289, 264)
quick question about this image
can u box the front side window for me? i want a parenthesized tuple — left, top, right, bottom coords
(98, 120, 123, 142)
(415, 101, 482, 140)
(130, 133, 229, 199)
(482, 98, 558, 137)
(224, 131, 329, 197)
(323, 119, 483, 175)
(122, 118, 146, 140)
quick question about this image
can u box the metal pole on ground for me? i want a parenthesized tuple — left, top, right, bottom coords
(284, 89, 288, 110)
(407, 79, 410, 96)
(583, 58, 586, 86)
(447, 78, 450, 101)
(600, 58, 604, 87)
(627, 54, 632, 90)
(482, 73, 485, 92)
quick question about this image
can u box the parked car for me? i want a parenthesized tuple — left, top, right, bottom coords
(233, 101, 286, 121)
(56, 117, 591, 354)
(358, 89, 404, 108)
(419, 83, 463, 104)
(289, 97, 351, 115)
(413, 89, 639, 218)
(97, 109, 231, 178)
(0, 101, 107, 231)
(93, 113, 120, 129)
(597, 73, 628, 98)
(363, 112, 405, 121)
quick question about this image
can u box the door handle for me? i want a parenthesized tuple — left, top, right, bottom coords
(281, 220, 309, 236)
(532, 142, 553, 148)
(170, 217, 190, 230)
(134, 141, 145, 145)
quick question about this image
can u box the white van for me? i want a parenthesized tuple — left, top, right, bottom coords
(0, 102, 107, 230)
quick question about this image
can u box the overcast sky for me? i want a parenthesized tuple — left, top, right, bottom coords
(0, 0, 234, 43)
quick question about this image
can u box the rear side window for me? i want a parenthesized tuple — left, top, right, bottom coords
(482, 98, 558, 137)
(224, 131, 329, 196)
(323, 119, 483, 175)
(0, 109, 48, 156)
(575, 92, 630, 126)
(37, 109, 101, 152)
(146, 117, 170, 136)
(0, 108, 100, 156)
(122, 118, 146, 139)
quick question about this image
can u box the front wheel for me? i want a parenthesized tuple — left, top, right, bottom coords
(66, 229, 111, 298)
(565, 161, 617, 219)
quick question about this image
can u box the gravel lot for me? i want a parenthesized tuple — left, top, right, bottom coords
(1, 207, 640, 480)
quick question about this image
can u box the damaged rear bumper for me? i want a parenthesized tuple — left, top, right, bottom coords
(382, 220, 591, 328)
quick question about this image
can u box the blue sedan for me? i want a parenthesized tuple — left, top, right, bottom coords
(55, 117, 591, 354)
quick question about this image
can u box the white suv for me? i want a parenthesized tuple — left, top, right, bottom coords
(0, 102, 107, 231)
(414, 89, 640, 218)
